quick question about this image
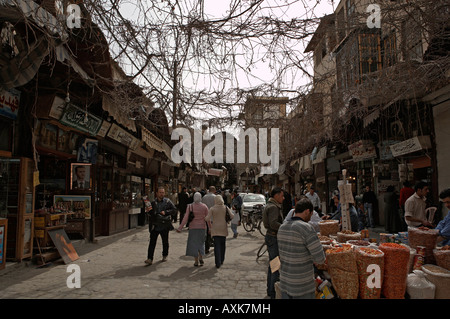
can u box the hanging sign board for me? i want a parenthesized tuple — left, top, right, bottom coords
(60, 103, 103, 136)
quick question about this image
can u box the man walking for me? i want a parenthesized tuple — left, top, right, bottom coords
(146, 187, 177, 265)
(202, 186, 217, 254)
(277, 198, 326, 299)
(262, 187, 284, 299)
(178, 187, 189, 226)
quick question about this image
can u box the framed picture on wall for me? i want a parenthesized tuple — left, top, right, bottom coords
(70, 163, 91, 190)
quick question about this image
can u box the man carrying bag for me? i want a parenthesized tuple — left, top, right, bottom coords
(145, 186, 177, 265)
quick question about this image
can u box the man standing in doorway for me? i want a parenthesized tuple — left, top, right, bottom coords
(262, 187, 284, 299)
(145, 187, 177, 265)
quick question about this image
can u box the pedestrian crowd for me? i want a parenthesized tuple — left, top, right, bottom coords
(145, 185, 240, 269)
(143, 182, 450, 299)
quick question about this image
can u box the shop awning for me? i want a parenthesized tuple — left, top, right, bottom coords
(1, 0, 69, 40)
(0, 37, 49, 89)
(141, 125, 164, 152)
(102, 96, 137, 132)
(207, 168, 223, 177)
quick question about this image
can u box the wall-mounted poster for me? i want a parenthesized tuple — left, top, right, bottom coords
(54, 195, 91, 219)
(70, 163, 91, 190)
(48, 228, 79, 264)
(76, 138, 98, 164)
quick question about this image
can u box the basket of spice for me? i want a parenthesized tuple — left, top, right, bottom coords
(433, 245, 450, 271)
(347, 239, 372, 249)
(325, 246, 359, 299)
(337, 230, 361, 243)
(356, 247, 384, 299)
(408, 226, 439, 264)
(421, 264, 450, 299)
(379, 243, 410, 299)
(319, 220, 340, 236)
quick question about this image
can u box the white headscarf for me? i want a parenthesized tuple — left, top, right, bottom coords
(193, 192, 202, 203)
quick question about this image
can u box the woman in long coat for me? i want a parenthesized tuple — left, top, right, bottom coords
(205, 195, 234, 268)
(177, 192, 210, 266)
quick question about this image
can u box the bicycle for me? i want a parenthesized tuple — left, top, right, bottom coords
(242, 204, 266, 236)
(256, 240, 267, 260)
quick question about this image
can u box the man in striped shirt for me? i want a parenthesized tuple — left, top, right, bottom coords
(277, 198, 326, 299)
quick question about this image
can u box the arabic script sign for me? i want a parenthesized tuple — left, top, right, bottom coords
(0, 88, 20, 120)
(60, 104, 102, 136)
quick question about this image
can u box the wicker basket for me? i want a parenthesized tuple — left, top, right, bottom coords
(337, 231, 361, 243)
(319, 220, 339, 236)
(433, 248, 450, 271)
(421, 264, 450, 299)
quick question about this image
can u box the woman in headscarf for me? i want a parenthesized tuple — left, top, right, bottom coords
(177, 192, 211, 266)
(205, 195, 234, 268)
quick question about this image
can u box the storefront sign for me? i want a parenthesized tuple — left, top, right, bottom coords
(60, 104, 103, 136)
(0, 88, 20, 120)
(107, 123, 141, 150)
(348, 140, 377, 162)
(389, 136, 431, 157)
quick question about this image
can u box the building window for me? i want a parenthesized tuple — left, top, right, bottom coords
(358, 32, 382, 81)
(383, 31, 397, 68)
(402, 13, 423, 62)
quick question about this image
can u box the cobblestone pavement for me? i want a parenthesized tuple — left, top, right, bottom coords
(0, 224, 269, 299)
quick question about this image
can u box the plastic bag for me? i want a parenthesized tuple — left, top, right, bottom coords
(406, 270, 435, 299)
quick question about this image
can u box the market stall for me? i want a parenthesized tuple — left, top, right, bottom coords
(312, 226, 450, 299)
(309, 170, 450, 299)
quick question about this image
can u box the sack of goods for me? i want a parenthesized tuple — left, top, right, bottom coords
(379, 243, 410, 299)
(337, 230, 361, 243)
(421, 264, 450, 299)
(319, 220, 339, 236)
(356, 247, 384, 299)
(408, 226, 439, 264)
(433, 245, 450, 271)
(325, 246, 358, 299)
